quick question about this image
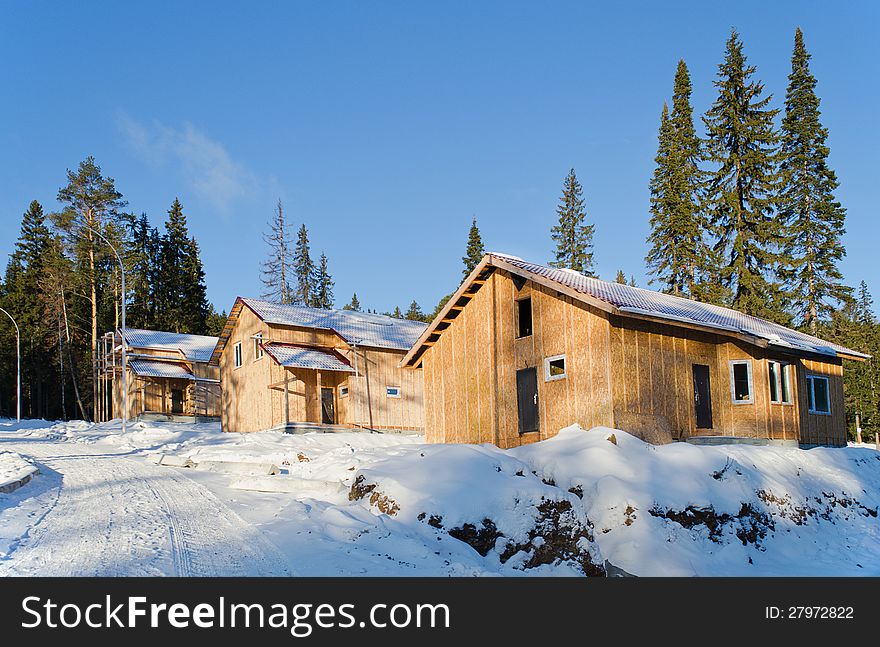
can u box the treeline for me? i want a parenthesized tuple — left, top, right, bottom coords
(0, 157, 222, 420)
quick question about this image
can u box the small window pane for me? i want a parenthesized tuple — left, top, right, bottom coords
(813, 378, 830, 413)
(768, 362, 779, 402)
(339, 386, 349, 398)
(386, 386, 401, 398)
(549, 358, 565, 376)
(517, 298, 533, 338)
(544, 355, 566, 381)
(233, 343, 242, 368)
(807, 377, 815, 411)
(780, 364, 790, 403)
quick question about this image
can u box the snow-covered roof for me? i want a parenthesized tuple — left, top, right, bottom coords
(129, 358, 195, 380)
(401, 252, 867, 367)
(240, 298, 428, 351)
(488, 253, 865, 359)
(122, 329, 219, 363)
(262, 343, 355, 373)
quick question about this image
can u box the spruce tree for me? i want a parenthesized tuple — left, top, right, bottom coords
(405, 300, 427, 322)
(261, 199, 293, 304)
(703, 30, 783, 320)
(646, 61, 713, 298)
(292, 224, 316, 306)
(180, 237, 210, 334)
(342, 293, 361, 312)
(391, 306, 403, 319)
(313, 253, 335, 309)
(615, 270, 627, 284)
(550, 169, 595, 275)
(462, 217, 485, 278)
(127, 213, 161, 329)
(778, 28, 850, 334)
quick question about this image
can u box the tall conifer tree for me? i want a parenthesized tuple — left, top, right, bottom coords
(261, 199, 293, 304)
(292, 224, 316, 307)
(778, 28, 850, 334)
(462, 217, 485, 278)
(313, 253, 335, 309)
(550, 169, 595, 275)
(703, 30, 784, 320)
(646, 61, 713, 298)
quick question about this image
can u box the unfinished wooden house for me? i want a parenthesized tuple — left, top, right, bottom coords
(210, 298, 427, 433)
(401, 253, 868, 448)
(97, 328, 221, 422)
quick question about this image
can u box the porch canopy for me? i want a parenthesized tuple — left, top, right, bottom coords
(262, 343, 355, 373)
(129, 358, 196, 380)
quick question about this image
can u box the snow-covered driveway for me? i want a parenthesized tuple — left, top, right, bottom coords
(0, 434, 293, 576)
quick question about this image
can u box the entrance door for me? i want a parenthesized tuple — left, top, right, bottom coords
(171, 388, 184, 415)
(321, 387, 335, 424)
(692, 364, 713, 429)
(516, 368, 539, 434)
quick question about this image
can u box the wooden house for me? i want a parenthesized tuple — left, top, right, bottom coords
(209, 298, 427, 433)
(97, 328, 221, 422)
(401, 253, 868, 448)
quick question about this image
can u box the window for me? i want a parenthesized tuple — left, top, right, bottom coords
(729, 360, 753, 403)
(768, 361, 792, 404)
(339, 385, 349, 398)
(806, 375, 831, 414)
(544, 354, 566, 381)
(253, 333, 264, 361)
(233, 342, 242, 368)
(516, 298, 533, 338)
(386, 386, 401, 398)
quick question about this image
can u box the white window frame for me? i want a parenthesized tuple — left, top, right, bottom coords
(768, 361, 793, 405)
(339, 385, 349, 398)
(252, 332, 264, 361)
(544, 354, 567, 381)
(233, 342, 242, 368)
(729, 360, 754, 404)
(806, 375, 831, 415)
(386, 386, 401, 399)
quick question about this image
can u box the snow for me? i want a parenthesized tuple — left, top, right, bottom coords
(1, 418, 878, 576)
(0, 450, 38, 490)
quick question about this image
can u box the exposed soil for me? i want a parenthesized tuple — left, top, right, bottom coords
(349, 475, 400, 516)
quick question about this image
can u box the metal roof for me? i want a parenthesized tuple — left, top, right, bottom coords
(489, 253, 867, 360)
(129, 358, 195, 380)
(262, 343, 355, 372)
(240, 298, 427, 351)
(122, 328, 219, 362)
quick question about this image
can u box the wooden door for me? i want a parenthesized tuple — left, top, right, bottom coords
(692, 364, 713, 430)
(171, 388, 184, 415)
(321, 387, 335, 424)
(516, 368, 539, 434)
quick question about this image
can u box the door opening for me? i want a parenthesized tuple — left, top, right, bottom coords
(321, 387, 336, 425)
(516, 367, 539, 434)
(692, 364, 713, 429)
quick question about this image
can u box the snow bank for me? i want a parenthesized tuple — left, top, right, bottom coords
(0, 451, 39, 492)
(511, 425, 880, 576)
(350, 443, 603, 575)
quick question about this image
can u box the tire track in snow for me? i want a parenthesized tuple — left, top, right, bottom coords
(0, 437, 293, 576)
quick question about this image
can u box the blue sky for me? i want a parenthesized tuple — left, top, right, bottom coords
(1, 1, 878, 315)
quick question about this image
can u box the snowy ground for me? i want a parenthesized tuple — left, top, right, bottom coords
(1, 418, 878, 576)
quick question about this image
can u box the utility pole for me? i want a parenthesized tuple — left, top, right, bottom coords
(0, 306, 20, 422)
(78, 223, 127, 434)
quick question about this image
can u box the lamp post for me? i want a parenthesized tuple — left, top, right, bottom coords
(78, 223, 127, 434)
(0, 306, 20, 422)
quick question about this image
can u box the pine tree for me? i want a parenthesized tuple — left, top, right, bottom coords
(405, 300, 427, 322)
(778, 28, 850, 334)
(342, 293, 361, 312)
(550, 169, 595, 275)
(615, 270, 627, 284)
(261, 199, 293, 304)
(391, 306, 403, 319)
(313, 253, 335, 309)
(292, 224, 316, 306)
(646, 61, 713, 298)
(703, 30, 783, 320)
(462, 217, 485, 278)
(54, 157, 129, 417)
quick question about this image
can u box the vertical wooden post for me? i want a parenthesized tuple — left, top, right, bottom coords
(284, 370, 290, 426)
(364, 349, 374, 430)
(856, 412, 862, 444)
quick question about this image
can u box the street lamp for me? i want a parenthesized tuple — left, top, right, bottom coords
(78, 222, 128, 434)
(0, 306, 20, 422)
